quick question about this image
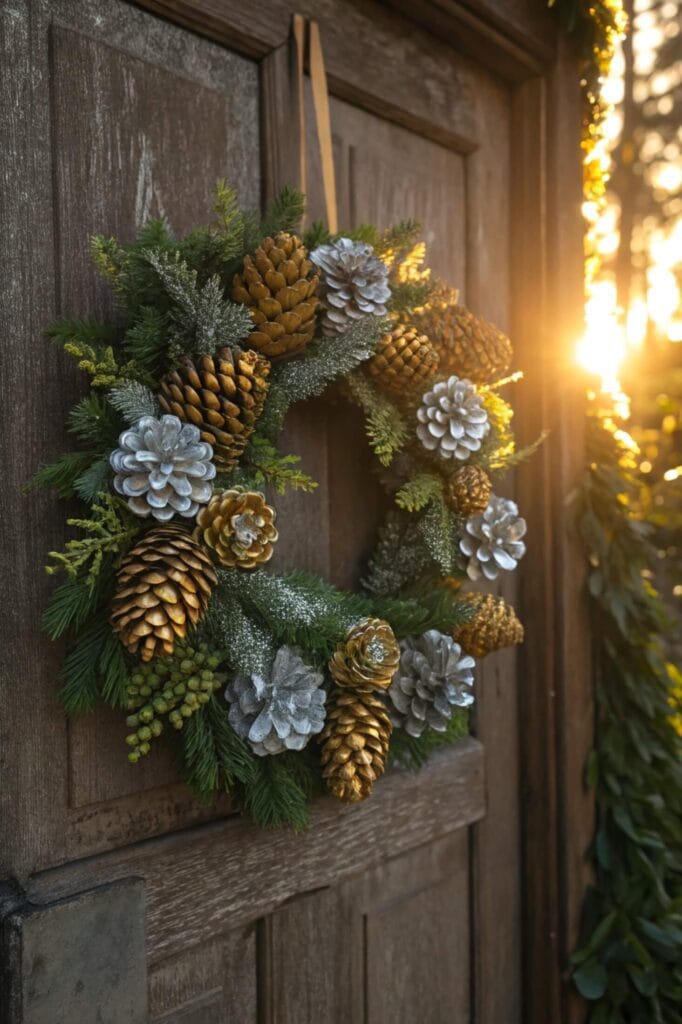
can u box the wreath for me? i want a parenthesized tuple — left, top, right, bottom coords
(37, 183, 535, 830)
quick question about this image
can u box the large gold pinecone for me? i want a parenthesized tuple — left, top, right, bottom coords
(412, 289, 512, 384)
(366, 323, 440, 393)
(329, 617, 400, 692)
(111, 525, 217, 662)
(320, 689, 393, 802)
(453, 593, 524, 658)
(447, 465, 492, 516)
(231, 233, 319, 359)
(194, 488, 278, 569)
(158, 347, 270, 470)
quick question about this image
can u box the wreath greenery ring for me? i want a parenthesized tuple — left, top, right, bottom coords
(37, 184, 536, 830)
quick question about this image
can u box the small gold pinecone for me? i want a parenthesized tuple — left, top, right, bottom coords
(453, 593, 524, 658)
(366, 323, 440, 393)
(319, 689, 393, 802)
(329, 617, 400, 692)
(158, 347, 270, 469)
(413, 290, 512, 385)
(447, 465, 492, 516)
(194, 488, 278, 569)
(231, 233, 319, 359)
(111, 525, 217, 662)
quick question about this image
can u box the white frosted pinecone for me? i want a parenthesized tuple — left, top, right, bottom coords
(225, 646, 326, 756)
(311, 237, 391, 335)
(459, 494, 527, 581)
(388, 630, 475, 737)
(416, 375, 489, 460)
(110, 414, 215, 522)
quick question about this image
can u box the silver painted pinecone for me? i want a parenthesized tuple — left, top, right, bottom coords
(416, 375, 489, 461)
(110, 414, 215, 521)
(459, 494, 527, 581)
(388, 630, 475, 737)
(311, 237, 391, 335)
(225, 646, 326, 756)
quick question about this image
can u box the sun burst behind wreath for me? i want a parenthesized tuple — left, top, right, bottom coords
(35, 182, 539, 831)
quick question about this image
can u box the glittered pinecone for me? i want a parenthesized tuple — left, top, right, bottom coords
(459, 494, 527, 581)
(225, 646, 326, 755)
(447, 465, 492, 516)
(231, 233, 319, 359)
(329, 617, 400, 692)
(388, 630, 474, 737)
(194, 488, 278, 569)
(311, 237, 391, 335)
(416, 375, 490, 461)
(158, 347, 270, 469)
(414, 296, 512, 385)
(110, 415, 215, 521)
(110, 525, 217, 661)
(453, 593, 524, 658)
(366, 323, 439, 393)
(319, 689, 393, 802)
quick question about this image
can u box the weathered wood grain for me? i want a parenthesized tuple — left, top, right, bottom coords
(134, 0, 480, 150)
(27, 739, 485, 965)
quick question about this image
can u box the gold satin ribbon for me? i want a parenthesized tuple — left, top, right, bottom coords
(291, 14, 338, 234)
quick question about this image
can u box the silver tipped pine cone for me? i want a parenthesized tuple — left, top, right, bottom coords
(459, 494, 527, 581)
(225, 646, 326, 756)
(311, 238, 391, 335)
(110, 414, 215, 521)
(388, 630, 475, 737)
(416, 375, 489, 461)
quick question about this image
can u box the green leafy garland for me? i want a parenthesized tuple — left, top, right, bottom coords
(37, 183, 529, 830)
(570, 412, 682, 1019)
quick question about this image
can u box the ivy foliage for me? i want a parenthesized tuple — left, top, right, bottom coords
(571, 413, 682, 1021)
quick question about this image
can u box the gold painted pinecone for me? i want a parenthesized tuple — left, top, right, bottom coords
(453, 593, 524, 658)
(329, 617, 400, 693)
(447, 465, 492, 516)
(231, 233, 319, 359)
(194, 488, 278, 569)
(319, 689, 393, 802)
(157, 347, 270, 470)
(366, 323, 440, 393)
(111, 525, 217, 662)
(412, 289, 512, 384)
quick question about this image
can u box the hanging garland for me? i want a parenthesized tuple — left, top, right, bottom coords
(36, 184, 532, 830)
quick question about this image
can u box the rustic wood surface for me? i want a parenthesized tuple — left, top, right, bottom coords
(27, 740, 485, 963)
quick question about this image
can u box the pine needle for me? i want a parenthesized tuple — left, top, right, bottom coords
(388, 709, 469, 770)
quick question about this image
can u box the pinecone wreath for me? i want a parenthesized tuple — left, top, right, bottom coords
(413, 292, 512, 385)
(158, 347, 270, 469)
(110, 525, 217, 661)
(319, 689, 392, 803)
(231, 233, 319, 359)
(320, 617, 399, 802)
(447, 464, 492, 516)
(311, 238, 391, 335)
(366, 323, 439, 394)
(194, 488, 278, 569)
(453, 593, 524, 658)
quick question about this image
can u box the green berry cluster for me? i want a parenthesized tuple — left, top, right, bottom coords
(124, 641, 226, 763)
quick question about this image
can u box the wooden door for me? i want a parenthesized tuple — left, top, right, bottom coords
(0, 2, 590, 1022)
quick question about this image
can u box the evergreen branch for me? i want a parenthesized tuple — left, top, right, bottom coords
(48, 322, 127, 388)
(394, 472, 444, 512)
(203, 590, 275, 675)
(303, 221, 333, 250)
(389, 709, 469, 770)
(122, 307, 168, 372)
(67, 393, 121, 448)
(487, 429, 549, 472)
(73, 458, 112, 503)
(45, 495, 140, 588)
(42, 568, 113, 640)
(108, 380, 159, 424)
(98, 629, 130, 708)
(30, 451, 95, 499)
(345, 371, 410, 466)
(240, 435, 318, 494)
(59, 617, 111, 715)
(241, 750, 317, 832)
(145, 249, 252, 358)
(259, 316, 386, 439)
(388, 279, 433, 314)
(376, 219, 422, 264)
(180, 695, 256, 800)
(418, 498, 461, 576)
(362, 510, 433, 597)
(259, 186, 305, 239)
